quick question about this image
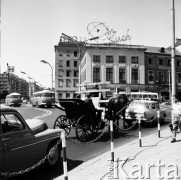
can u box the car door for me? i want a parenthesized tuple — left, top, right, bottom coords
(144, 103, 155, 120)
(1, 112, 36, 173)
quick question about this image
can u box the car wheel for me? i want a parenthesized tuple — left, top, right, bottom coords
(46, 141, 61, 167)
(144, 118, 154, 127)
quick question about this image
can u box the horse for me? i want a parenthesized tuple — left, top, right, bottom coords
(107, 93, 130, 129)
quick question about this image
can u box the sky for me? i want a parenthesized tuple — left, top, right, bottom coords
(1, 0, 181, 89)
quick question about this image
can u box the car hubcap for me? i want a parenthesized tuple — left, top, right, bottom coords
(48, 147, 59, 165)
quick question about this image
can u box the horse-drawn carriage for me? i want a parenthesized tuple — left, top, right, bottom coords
(54, 90, 131, 142)
(54, 98, 107, 142)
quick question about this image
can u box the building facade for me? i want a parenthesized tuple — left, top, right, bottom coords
(145, 46, 181, 99)
(55, 37, 181, 100)
(0, 72, 43, 100)
(80, 43, 146, 95)
(54, 37, 82, 99)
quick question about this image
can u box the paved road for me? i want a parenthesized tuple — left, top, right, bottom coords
(7, 103, 172, 180)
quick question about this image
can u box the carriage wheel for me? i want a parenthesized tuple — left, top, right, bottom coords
(54, 115, 71, 137)
(76, 115, 93, 142)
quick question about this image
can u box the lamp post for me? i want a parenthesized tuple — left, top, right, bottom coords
(61, 33, 99, 92)
(21, 71, 36, 97)
(40, 60, 53, 90)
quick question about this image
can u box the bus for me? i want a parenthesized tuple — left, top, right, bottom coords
(5, 92, 22, 107)
(118, 91, 159, 101)
(30, 90, 55, 108)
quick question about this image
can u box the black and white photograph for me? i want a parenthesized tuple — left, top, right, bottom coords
(1, 0, 181, 179)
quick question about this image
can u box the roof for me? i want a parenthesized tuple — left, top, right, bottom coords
(8, 92, 21, 96)
(86, 43, 147, 51)
(132, 99, 158, 103)
(144, 46, 181, 56)
(0, 105, 19, 113)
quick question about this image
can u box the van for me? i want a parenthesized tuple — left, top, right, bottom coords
(5, 93, 22, 107)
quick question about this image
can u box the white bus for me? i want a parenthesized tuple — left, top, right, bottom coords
(118, 91, 159, 100)
(31, 90, 55, 108)
(5, 92, 22, 107)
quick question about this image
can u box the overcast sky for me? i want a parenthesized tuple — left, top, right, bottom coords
(1, 0, 181, 88)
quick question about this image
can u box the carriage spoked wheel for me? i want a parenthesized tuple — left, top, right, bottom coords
(53, 115, 71, 137)
(76, 115, 94, 142)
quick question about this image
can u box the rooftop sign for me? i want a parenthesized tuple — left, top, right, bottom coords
(87, 22, 131, 44)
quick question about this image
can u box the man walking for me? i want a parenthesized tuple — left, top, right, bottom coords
(170, 94, 181, 143)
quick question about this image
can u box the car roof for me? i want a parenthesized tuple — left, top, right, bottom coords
(0, 105, 19, 113)
(131, 100, 158, 103)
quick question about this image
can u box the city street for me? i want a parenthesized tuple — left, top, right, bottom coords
(6, 103, 172, 180)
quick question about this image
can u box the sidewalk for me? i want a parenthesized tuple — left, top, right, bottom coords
(55, 128, 181, 180)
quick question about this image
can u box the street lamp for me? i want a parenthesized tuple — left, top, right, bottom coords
(21, 71, 36, 82)
(21, 71, 36, 97)
(61, 33, 99, 92)
(40, 60, 53, 90)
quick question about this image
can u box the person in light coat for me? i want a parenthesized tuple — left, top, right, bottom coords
(170, 94, 181, 143)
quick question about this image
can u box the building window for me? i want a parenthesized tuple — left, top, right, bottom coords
(119, 68, 126, 83)
(168, 59, 171, 66)
(58, 93, 62, 99)
(66, 70, 71, 77)
(93, 55, 101, 63)
(58, 70, 64, 77)
(159, 59, 163, 65)
(74, 61, 78, 67)
(106, 56, 114, 63)
(131, 68, 138, 84)
(74, 51, 78, 57)
(106, 68, 113, 82)
(93, 67, 100, 82)
(131, 57, 139, 64)
(167, 70, 171, 84)
(66, 51, 70, 57)
(66, 79, 71, 87)
(177, 72, 181, 84)
(177, 61, 181, 66)
(158, 71, 164, 84)
(58, 80, 63, 87)
(66, 61, 70, 67)
(66, 93, 70, 98)
(119, 56, 126, 63)
(148, 70, 154, 84)
(148, 58, 153, 65)
(73, 79, 78, 87)
(59, 60, 63, 67)
(73, 70, 78, 77)
(59, 51, 63, 56)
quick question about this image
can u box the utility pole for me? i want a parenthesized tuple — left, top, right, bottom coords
(171, 0, 176, 102)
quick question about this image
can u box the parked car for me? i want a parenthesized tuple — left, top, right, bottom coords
(125, 100, 166, 126)
(0, 105, 63, 177)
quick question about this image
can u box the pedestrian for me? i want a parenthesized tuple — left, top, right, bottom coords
(76, 93, 81, 99)
(170, 94, 181, 143)
(84, 93, 96, 112)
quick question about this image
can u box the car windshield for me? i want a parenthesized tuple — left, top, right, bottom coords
(11, 95, 20, 98)
(42, 93, 55, 97)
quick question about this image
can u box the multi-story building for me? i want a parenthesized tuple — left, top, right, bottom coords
(0, 72, 29, 98)
(80, 43, 146, 94)
(0, 72, 43, 99)
(55, 37, 181, 100)
(54, 37, 82, 99)
(145, 46, 181, 99)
